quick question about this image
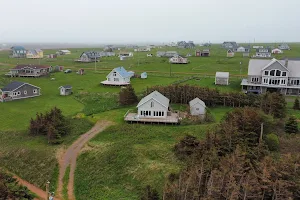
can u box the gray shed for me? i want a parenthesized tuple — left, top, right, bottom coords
(59, 85, 72, 96)
(189, 98, 206, 116)
(215, 72, 229, 85)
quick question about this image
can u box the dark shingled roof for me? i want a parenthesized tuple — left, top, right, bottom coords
(1, 81, 25, 91)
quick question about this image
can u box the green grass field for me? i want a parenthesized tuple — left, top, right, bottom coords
(0, 43, 299, 199)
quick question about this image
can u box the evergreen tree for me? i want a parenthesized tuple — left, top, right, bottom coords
(293, 98, 300, 110)
(119, 85, 138, 106)
(285, 116, 299, 134)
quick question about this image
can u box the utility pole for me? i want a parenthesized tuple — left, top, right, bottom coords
(46, 180, 50, 200)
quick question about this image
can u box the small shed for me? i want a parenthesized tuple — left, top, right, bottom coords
(59, 85, 72, 96)
(227, 49, 234, 57)
(141, 72, 147, 79)
(215, 72, 229, 85)
(77, 68, 85, 75)
(189, 98, 206, 116)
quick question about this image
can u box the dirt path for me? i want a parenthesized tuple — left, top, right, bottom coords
(57, 120, 113, 200)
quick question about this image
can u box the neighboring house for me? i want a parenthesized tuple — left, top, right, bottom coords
(0, 81, 40, 102)
(26, 49, 43, 59)
(57, 50, 71, 55)
(272, 48, 283, 54)
(278, 43, 290, 50)
(6, 64, 52, 77)
(195, 49, 210, 57)
(10, 46, 27, 58)
(137, 91, 170, 118)
(119, 51, 133, 57)
(141, 72, 147, 79)
(236, 46, 250, 53)
(156, 51, 178, 57)
(241, 58, 300, 95)
(253, 46, 264, 49)
(59, 85, 72, 96)
(215, 72, 229, 85)
(134, 47, 151, 52)
(177, 41, 195, 49)
(227, 49, 235, 57)
(101, 66, 131, 86)
(169, 55, 189, 64)
(189, 98, 206, 116)
(77, 51, 100, 62)
(255, 48, 272, 58)
(222, 41, 238, 49)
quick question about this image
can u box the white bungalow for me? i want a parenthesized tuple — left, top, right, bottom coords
(101, 66, 131, 86)
(215, 72, 229, 85)
(137, 91, 169, 118)
(141, 72, 147, 79)
(189, 98, 206, 116)
(59, 85, 72, 96)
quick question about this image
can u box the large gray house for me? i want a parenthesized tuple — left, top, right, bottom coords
(241, 58, 300, 95)
(0, 81, 41, 102)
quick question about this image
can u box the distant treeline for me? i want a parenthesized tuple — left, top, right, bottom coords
(145, 85, 286, 118)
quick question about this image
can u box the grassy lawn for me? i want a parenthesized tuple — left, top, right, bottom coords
(75, 107, 231, 200)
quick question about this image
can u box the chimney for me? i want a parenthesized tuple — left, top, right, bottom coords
(285, 58, 289, 68)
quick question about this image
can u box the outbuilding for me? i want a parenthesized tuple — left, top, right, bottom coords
(215, 72, 229, 85)
(59, 85, 72, 96)
(189, 98, 206, 116)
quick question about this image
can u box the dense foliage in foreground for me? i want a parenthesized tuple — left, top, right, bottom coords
(0, 170, 34, 200)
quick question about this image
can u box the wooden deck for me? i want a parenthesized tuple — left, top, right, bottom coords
(101, 80, 130, 86)
(124, 112, 180, 124)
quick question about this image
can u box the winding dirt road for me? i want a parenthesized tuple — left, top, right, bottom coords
(57, 120, 113, 200)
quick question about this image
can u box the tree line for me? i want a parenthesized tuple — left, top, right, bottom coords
(145, 85, 286, 118)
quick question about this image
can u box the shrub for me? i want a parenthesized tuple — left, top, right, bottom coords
(265, 133, 280, 151)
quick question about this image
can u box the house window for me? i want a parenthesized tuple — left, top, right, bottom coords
(151, 102, 154, 107)
(282, 72, 287, 76)
(24, 90, 27, 95)
(270, 70, 275, 76)
(33, 89, 37, 94)
(264, 71, 269, 76)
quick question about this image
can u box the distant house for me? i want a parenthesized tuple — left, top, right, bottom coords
(195, 49, 210, 57)
(278, 43, 290, 50)
(141, 72, 147, 79)
(227, 49, 235, 57)
(57, 50, 71, 55)
(241, 58, 300, 95)
(222, 42, 238, 49)
(0, 81, 40, 102)
(134, 47, 151, 52)
(119, 51, 133, 57)
(169, 55, 189, 64)
(272, 48, 283, 54)
(77, 52, 100, 62)
(215, 72, 229, 85)
(177, 41, 195, 49)
(156, 51, 178, 58)
(59, 85, 72, 96)
(255, 48, 272, 58)
(10, 46, 27, 58)
(26, 49, 43, 59)
(6, 64, 52, 77)
(189, 98, 206, 116)
(253, 46, 264, 49)
(101, 66, 131, 86)
(236, 46, 250, 53)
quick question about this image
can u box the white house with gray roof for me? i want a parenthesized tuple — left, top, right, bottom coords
(189, 98, 206, 116)
(137, 91, 170, 118)
(101, 66, 131, 86)
(0, 81, 40, 102)
(241, 58, 300, 95)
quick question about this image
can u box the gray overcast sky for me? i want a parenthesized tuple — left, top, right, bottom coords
(0, 0, 299, 44)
